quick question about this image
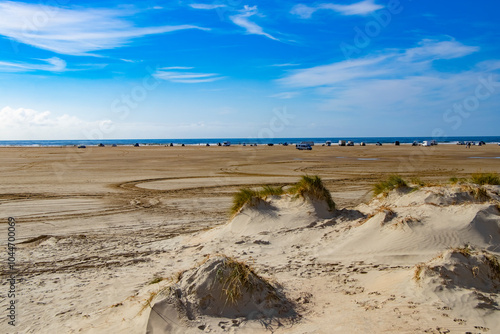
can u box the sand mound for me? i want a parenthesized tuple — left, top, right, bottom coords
(317, 186, 500, 262)
(377, 185, 500, 207)
(414, 248, 500, 293)
(146, 256, 297, 334)
(224, 195, 334, 237)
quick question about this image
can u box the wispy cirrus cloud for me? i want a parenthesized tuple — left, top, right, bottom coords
(403, 39, 480, 61)
(159, 66, 194, 70)
(229, 5, 278, 41)
(189, 3, 226, 10)
(279, 39, 479, 88)
(0, 2, 209, 56)
(278, 55, 390, 88)
(0, 57, 66, 72)
(291, 0, 383, 19)
(277, 39, 492, 119)
(154, 67, 224, 83)
(270, 63, 301, 67)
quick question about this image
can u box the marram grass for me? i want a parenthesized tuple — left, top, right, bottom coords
(470, 172, 500, 186)
(373, 175, 408, 196)
(230, 175, 335, 215)
(230, 188, 261, 216)
(288, 175, 335, 211)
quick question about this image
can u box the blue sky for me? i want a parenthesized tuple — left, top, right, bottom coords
(0, 0, 499, 140)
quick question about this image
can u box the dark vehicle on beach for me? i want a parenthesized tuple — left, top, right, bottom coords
(376, 142, 382, 146)
(394, 141, 400, 146)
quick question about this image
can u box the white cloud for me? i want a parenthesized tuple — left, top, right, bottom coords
(278, 55, 390, 88)
(229, 5, 278, 41)
(154, 68, 224, 83)
(291, 0, 383, 18)
(277, 39, 495, 124)
(290, 4, 317, 19)
(279, 39, 480, 88)
(403, 39, 480, 61)
(189, 4, 226, 10)
(0, 57, 66, 72)
(159, 66, 194, 70)
(0, 2, 209, 56)
(0, 106, 113, 140)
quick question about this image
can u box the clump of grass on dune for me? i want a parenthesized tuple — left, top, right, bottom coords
(410, 177, 425, 187)
(230, 188, 261, 216)
(259, 185, 285, 197)
(230, 175, 335, 215)
(470, 172, 500, 186)
(288, 175, 335, 211)
(373, 175, 408, 196)
(217, 257, 260, 305)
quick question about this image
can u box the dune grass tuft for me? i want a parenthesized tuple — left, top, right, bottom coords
(230, 175, 335, 216)
(410, 177, 425, 187)
(373, 175, 408, 196)
(260, 185, 285, 197)
(288, 175, 335, 211)
(470, 172, 500, 185)
(230, 188, 261, 216)
(217, 257, 259, 305)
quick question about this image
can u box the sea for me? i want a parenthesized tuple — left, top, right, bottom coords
(0, 136, 499, 147)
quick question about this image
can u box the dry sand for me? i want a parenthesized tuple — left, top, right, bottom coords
(0, 144, 499, 333)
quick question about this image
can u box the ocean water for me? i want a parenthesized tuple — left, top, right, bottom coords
(0, 136, 499, 147)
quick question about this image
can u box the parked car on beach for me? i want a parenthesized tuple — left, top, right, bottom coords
(296, 143, 312, 150)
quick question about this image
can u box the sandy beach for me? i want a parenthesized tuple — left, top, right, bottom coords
(1, 144, 500, 333)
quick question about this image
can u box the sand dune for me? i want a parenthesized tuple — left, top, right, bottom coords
(137, 185, 500, 333)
